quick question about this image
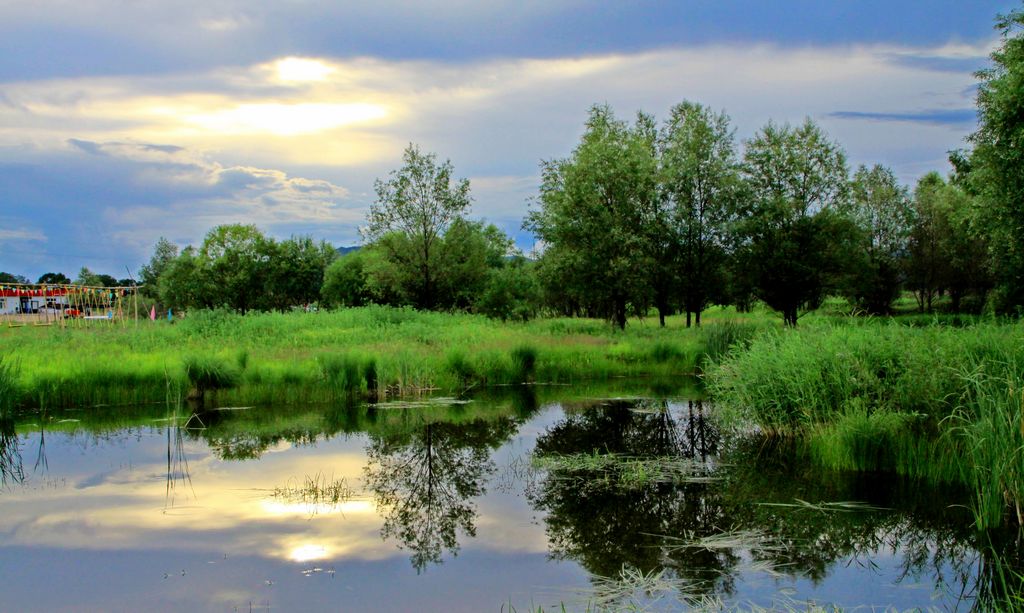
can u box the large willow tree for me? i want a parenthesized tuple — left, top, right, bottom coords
(363, 144, 472, 310)
(659, 101, 740, 327)
(526, 105, 660, 329)
(740, 119, 851, 327)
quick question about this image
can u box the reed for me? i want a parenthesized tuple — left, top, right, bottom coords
(318, 352, 363, 395)
(0, 356, 19, 416)
(708, 320, 1024, 528)
(950, 366, 1024, 529)
(183, 354, 240, 395)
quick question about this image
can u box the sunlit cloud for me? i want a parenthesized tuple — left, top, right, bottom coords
(178, 102, 388, 136)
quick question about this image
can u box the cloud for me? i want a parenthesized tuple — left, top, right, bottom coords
(0, 36, 991, 276)
(0, 1, 1009, 80)
(828, 108, 978, 127)
(0, 141, 358, 278)
(0, 228, 46, 243)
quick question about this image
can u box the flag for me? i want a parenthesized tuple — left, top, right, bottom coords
(149, 305, 156, 321)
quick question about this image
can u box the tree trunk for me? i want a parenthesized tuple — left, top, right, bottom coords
(614, 298, 627, 330)
(686, 311, 692, 328)
(695, 310, 701, 327)
(784, 308, 798, 327)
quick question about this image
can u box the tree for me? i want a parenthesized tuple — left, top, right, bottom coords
(197, 224, 275, 314)
(434, 219, 512, 310)
(659, 101, 740, 327)
(961, 7, 1024, 313)
(740, 119, 851, 326)
(526, 105, 660, 329)
(907, 173, 950, 313)
(321, 249, 373, 308)
(0, 272, 29, 284)
(841, 165, 913, 314)
(941, 183, 992, 312)
(37, 272, 71, 285)
(139, 237, 179, 298)
(266, 235, 336, 310)
(158, 246, 207, 311)
(74, 267, 102, 286)
(363, 144, 472, 310)
(907, 173, 992, 313)
(474, 256, 542, 321)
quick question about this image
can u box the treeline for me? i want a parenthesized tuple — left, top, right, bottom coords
(0, 270, 135, 288)
(550, 8, 1024, 326)
(139, 227, 336, 314)
(133, 147, 541, 320)
(526, 105, 993, 328)
(61, 8, 1024, 325)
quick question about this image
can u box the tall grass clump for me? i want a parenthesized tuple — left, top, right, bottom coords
(804, 405, 963, 484)
(445, 349, 479, 388)
(510, 345, 538, 383)
(707, 322, 1024, 432)
(698, 320, 763, 369)
(707, 320, 1024, 527)
(183, 354, 240, 397)
(649, 341, 683, 364)
(952, 366, 1024, 529)
(362, 356, 378, 394)
(0, 356, 20, 416)
(318, 353, 363, 396)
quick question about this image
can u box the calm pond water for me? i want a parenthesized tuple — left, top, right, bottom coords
(0, 384, 1019, 612)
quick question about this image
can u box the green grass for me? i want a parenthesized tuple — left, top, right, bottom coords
(0, 304, 763, 410)
(707, 320, 1024, 529)
(0, 356, 18, 418)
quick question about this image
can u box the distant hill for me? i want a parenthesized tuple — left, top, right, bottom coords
(336, 245, 361, 256)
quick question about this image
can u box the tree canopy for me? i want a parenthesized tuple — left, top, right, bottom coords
(526, 105, 660, 329)
(364, 144, 472, 310)
(739, 119, 851, 326)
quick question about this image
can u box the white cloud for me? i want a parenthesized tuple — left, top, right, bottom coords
(0, 228, 46, 242)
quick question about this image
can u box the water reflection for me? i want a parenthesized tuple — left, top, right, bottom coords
(0, 390, 1019, 611)
(166, 410, 195, 507)
(0, 416, 25, 486)
(364, 416, 519, 572)
(530, 399, 733, 596)
(529, 399, 1021, 609)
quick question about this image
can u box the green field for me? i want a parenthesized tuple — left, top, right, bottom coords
(0, 305, 767, 409)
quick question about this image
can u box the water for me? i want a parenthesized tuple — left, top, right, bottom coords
(0, 386, 1018, 612)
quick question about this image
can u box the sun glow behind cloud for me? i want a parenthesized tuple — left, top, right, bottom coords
(273, 57, 337, 82)
(177, 102, 388, 136)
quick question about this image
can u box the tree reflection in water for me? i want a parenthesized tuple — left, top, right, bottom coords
(363, 414, 520, 573)
(0, 416, 24, 486)
(528, 398, 1018, 608)
(529, 399, 732, 596)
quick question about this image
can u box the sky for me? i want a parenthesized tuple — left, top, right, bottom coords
(0, 0, 1018, 280)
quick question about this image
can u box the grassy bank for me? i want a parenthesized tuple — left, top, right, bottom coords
(707, 321, 1024, 529)
(0, 305, 763, 410)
